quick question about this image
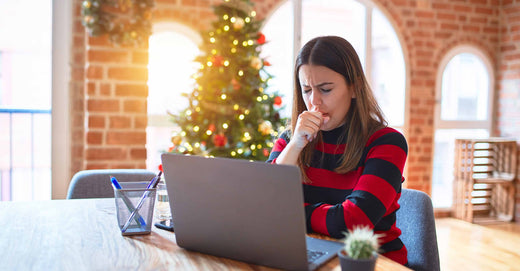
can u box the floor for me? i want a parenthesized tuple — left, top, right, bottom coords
(435, 218, 520, 270)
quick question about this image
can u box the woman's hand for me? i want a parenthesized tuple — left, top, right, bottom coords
(275, 107, 329, 166)
(291, 107, 330, 150)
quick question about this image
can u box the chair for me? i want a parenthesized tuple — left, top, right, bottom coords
(66, 169, 156, 199)
(396, 189, 440, 271)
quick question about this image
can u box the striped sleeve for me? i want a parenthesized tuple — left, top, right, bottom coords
(307, 128, 408, 238)
(266, 130, 290, 164)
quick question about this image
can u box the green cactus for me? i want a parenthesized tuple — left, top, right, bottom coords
(342, 226, 382, 260)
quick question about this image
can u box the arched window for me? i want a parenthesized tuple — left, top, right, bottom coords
(261, 0, 406, 129)
(432, 47, 493, 208)
(146, 23, 201, 170)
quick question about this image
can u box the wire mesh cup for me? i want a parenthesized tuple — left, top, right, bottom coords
(112, 181, 157, 236)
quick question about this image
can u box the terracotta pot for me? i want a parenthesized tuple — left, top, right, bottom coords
(338, 250, 378, 271)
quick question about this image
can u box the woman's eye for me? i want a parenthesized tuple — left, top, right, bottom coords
(303, 88, 311, 94)
(321, 88, 332, 93)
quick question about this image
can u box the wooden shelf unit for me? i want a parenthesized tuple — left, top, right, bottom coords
(453, 138, 517, 224)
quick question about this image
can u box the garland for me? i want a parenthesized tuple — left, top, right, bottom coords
(81, 0, 154, 47)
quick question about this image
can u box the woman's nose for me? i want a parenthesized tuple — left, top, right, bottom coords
(310, 89, 321, 106)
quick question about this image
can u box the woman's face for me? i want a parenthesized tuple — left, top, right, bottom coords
(298, 64, 355, 131)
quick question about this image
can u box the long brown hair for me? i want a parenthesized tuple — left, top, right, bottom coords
(292, 36, 387, 179)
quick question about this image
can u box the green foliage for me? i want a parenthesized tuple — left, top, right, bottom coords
(342, 226, 381, 260)
(168, 0, 286, 161)
(81, 0, 154, 46)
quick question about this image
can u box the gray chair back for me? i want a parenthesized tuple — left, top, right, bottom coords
(396, 188, 440, 271)
(66, 169, 156, 199)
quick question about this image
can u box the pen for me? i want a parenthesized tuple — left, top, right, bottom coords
(111, 176, 147, 227)
(121, 172, 163, 233)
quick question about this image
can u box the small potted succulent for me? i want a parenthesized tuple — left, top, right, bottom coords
(338, 226, 382, 271)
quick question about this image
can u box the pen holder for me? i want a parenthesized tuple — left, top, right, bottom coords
(113, 182, 157, 236)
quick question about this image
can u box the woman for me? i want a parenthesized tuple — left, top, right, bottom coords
(267, 36, 408, 265)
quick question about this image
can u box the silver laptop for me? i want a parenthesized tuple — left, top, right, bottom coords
(161, 153, 343, 271)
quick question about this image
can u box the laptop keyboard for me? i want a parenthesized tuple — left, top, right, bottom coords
(307, 249, 327, 263)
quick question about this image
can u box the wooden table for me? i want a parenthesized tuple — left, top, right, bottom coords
(0, 199, 410, 270)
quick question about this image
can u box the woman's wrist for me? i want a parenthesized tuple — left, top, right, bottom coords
(275, 140, 303, 165)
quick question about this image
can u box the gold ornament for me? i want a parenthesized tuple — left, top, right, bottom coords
(171, 135, 182, 146)
(233, 17, 245, 30)
(250, 56, 262, 70)
(83, 1, 92, 9)
(258, 120, 273, 136)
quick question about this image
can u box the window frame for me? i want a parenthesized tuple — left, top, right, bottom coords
(51, 0, 72, 199)
(434, 46, 494, 131)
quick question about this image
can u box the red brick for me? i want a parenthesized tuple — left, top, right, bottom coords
(109, 116, 132, 129)
(130, 148, 148, 159)
(86, 147, 127, 160)
(475, 7, 494, 15)
(453, 5, 472, 12)
(87, 99, 120, 113)
(115, 84, 148, 97)
(88, 50, 129, 63)
(132, 51, 149, 65)
(135, 116, 148, 129)
(123, 100, 147, 113)
(469, 0, 489, 5)
(87, 65, 104, 80)
(415, 10, 435, 19)
(106, 131, 146, 145)
(108, 67, 148, 81)
(86, 131, 103, 144)
(462, 25, 480, 33)
(437, 12, 456, 21)
(88, 115, 106, 128)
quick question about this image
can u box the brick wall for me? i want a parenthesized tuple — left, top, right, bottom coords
(497, 0, 520, 221)
(69, 0, 517, 202)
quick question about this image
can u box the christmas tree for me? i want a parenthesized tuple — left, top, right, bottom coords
(167, 0, 286, 161)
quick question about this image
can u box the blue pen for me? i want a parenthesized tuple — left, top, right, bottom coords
(121, 172, 162, 232)
(111, 176, 147, 227)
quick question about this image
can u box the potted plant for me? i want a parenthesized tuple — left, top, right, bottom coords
(338, 226, 381, 271)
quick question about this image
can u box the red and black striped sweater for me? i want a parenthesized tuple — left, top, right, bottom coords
(267, 126, 408, 265)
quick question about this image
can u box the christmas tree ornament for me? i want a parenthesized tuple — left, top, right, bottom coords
(213, 134, 228, 147)
(257, 32, 266, 44)
(250, 56, 262, 70)
(258, 120, 274, 136)
(233, 17, 245, 30)
(274, 96, 282, 106)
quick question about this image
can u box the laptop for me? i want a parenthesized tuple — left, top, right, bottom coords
(161, 153, 344, 271)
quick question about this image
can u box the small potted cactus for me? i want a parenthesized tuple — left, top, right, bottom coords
(338, 226, 382, 271)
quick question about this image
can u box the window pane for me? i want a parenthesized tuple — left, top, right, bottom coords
(302, 0, 366, 64)
(441, 53, 489, 121)
(147, 31, 200, 170)
(261, 1, 293, 118)
(431, 129, 489, 208)
(148, 32, 200, 116)
(371, 8, 405, 127)
(0, 0, 52, 110)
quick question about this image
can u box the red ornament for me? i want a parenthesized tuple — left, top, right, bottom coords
(273, 96, 282, 106)
(211, 55, 224, 67)
(263, 148, 270, 157)
(208, 123, 216, 132)
(257, 33, 266, 45)
(213, 134, 227, 147)
(158, 164, 163, 172)
(263, 60, 271, 66)
(231, 78, 240, 90)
